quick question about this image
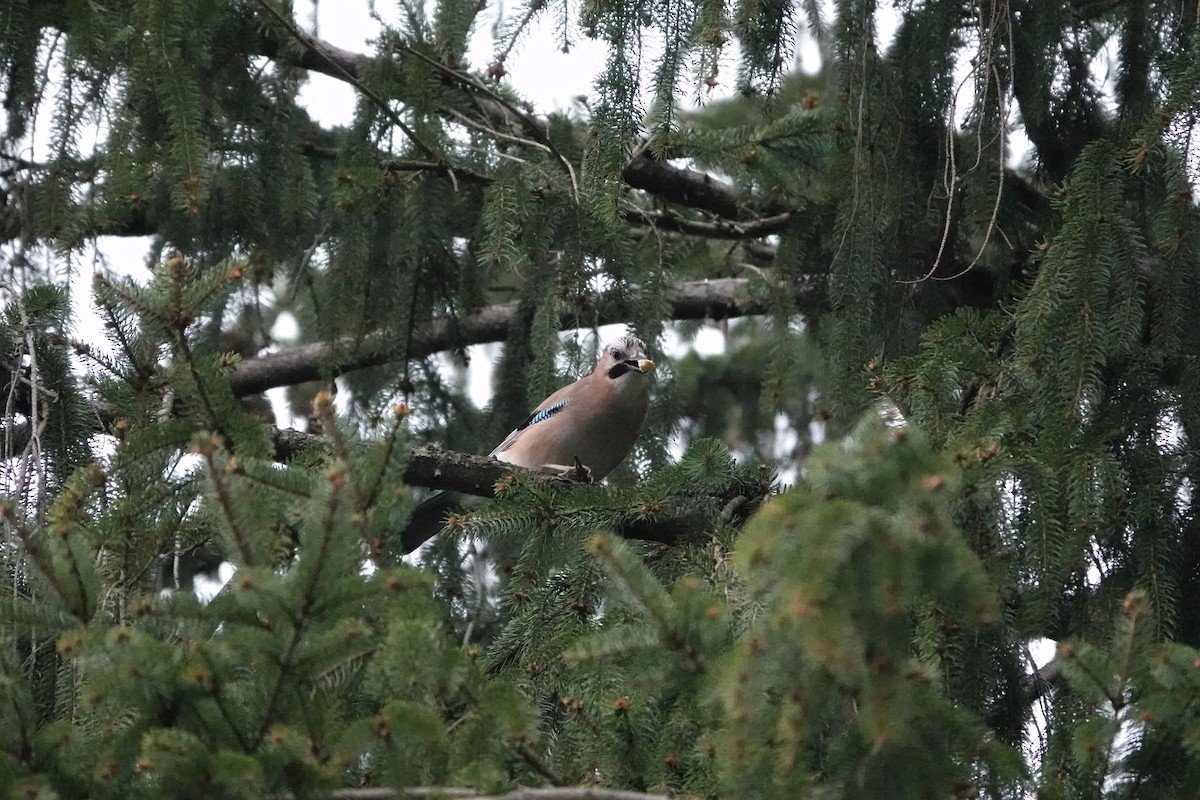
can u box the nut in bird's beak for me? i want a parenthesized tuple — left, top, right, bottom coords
(637, 358, 656, 374)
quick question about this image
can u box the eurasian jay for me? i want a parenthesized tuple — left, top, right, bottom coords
(401, 334, 656, 552)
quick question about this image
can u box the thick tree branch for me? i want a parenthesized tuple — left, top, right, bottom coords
(402, 445, 578, 496)
(269, 437, 767, 546)
(625, 208, 795, 239)
(985, 657, 1060, 733)
(255, 16, 369, 83)
(1022, 659, 1060, 708)
(229, 277, 775, 396)
(621, 153, 745, 219)
(326, 787, 669, 800)
(0, 418, 758, 546)
(5, 277, 783, 475)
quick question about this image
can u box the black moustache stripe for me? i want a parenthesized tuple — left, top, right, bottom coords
(608, 362, 632, 379)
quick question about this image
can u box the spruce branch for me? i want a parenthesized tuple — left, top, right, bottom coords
(0, 649, 36, 769)
(204, 669, 255, 752)
(0, 419, 769, 546)
(10, 280, 771, 444)
(264, 438, 768, 545)
(226, 458, 314, 499)
(253, 466, 347, 749)
(621, 152, 745, 219)
(0, 501, 87, 620)
(5, 282, 770, 552)
(92, 281, 156, 385)
(587, 534, 703, 670)
(312, 391, 353, 465)
(311, 390, 382, 544)
(1021, 659, 1060, 707)
(174, 334, 230, 441)
(196, 435, 258, 566)
(382, 159, 490, 184)
(396, 446, 580, 497)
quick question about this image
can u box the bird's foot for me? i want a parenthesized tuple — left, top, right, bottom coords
(542, 459, 593, 483)
(570, 457, 594, 483)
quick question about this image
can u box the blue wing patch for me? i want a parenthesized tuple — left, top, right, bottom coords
(492, 400, 570, 457)
(521, 400, 568, 430)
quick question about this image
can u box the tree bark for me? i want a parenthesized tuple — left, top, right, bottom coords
(229, 277, 776, 396)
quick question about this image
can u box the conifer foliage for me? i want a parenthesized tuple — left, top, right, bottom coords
(5, 0, 1200, 797)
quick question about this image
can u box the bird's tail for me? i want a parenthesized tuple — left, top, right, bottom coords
(400, 490, 463, 553)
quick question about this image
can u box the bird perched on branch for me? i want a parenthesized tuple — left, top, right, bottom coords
(401, 334, 657, 553)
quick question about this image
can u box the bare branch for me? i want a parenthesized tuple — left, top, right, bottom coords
(255, 15, 370, 83)
(622, 153, 744, 219)
(3, 276, 783, 463)
(326, 787, 669, 800)
(229, 278, 773, 397)
(404, 446, 569, 496)
(625, 208, 795, 239)
(1022, 659, 1060, 707)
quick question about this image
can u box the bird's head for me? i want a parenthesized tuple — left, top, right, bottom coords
(597, 334, 656, 386)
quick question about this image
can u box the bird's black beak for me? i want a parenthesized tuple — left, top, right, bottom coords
(608, 358, 655, 380)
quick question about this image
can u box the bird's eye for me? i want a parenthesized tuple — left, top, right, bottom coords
(611, 348, 624, 361)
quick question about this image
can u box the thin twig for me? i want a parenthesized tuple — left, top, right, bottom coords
(936, 2, 1015, 282)
(403, 46, 580, 202)
(256, 0, 444, 166)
